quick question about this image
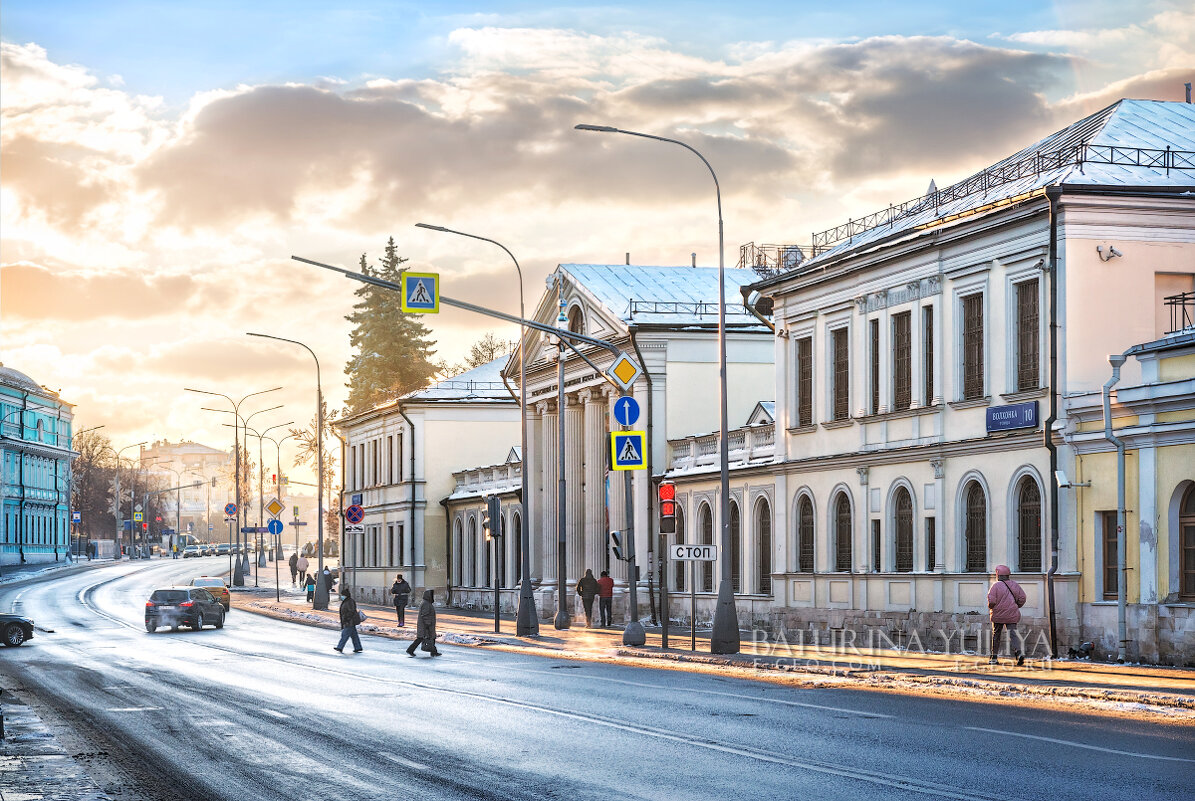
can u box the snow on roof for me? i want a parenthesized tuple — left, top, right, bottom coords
(801, 100, 1195, 268)
(560, 264, 768, 327)
(402, 356, 514, 403)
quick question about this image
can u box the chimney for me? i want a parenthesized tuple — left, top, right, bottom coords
(1186, 82, 1192, 103)
(625, 252, 630, 265)
(691, 252, 697, 267)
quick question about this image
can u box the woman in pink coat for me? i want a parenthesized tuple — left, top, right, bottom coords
(987, 564, 1026, 666)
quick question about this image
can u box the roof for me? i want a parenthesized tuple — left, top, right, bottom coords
(791, 100, 1195, 271)
(559, 264, 768, 327)
(402, 357, 514, 403)
(0, 363, 51, 396)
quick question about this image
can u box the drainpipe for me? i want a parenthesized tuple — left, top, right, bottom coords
(1043, 186, 1061, 658)
(18, 392, 29, 563)
(440, 496, 453, 606)
(397, 404, 418, 587)
(629, 325, 657, 625)
(1103, 353, 1129, 663)
(739, 287, 776, 333)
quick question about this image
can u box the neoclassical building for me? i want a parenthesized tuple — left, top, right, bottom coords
(1, 364, 76, 565)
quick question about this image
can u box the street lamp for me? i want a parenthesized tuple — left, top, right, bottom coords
(229, 420, 294, 579)
(245, 333, 328, 610)
(575, 123, 739, 653)
(549, 293, 569, 630)
(158, 463, 187, 556)
(103, 441, 146, 561)
(414, 222, 538, 636)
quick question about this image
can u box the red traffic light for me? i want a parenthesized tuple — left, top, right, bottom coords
(658, 481, 675, 501)
(660, 500, 675, 516)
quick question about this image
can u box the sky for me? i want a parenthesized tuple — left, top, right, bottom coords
(1, 1, 1192, 485)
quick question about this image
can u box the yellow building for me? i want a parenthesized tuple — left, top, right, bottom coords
(1068, 312, 1195, 665)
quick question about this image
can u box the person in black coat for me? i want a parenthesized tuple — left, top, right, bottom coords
(406, 589, 441, 657)
(576, 569, 600, 627)
(334, 587, 363, 653)
(390, 574, 412, 626)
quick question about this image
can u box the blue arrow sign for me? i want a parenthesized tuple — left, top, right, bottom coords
(613, 395, 640, 427)
(267, 518, 284, 536)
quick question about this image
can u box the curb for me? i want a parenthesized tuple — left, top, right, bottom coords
(0, 689, 112, 801)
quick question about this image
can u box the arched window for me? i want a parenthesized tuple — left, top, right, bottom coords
(835, 493, 852, 572)
(796, 496, 814, 573)
(568, 305, 585, 335)
(498, 515, 507, 588)
(730, 500, 742, 593)
(964, 482, 987, 573)
(894, 488, 913, 572)
(452, 518, 463, 586)
(512, 512, 522, 585)
(1180, 485, 1195, 601)
(481, 520, 491, 588)
(699, 504, 714, 592)
(756, 499, 772, 595)
(468, 517, 478, 586)
(1017, 478, 1042, 572)
(673, 505, 686, 592)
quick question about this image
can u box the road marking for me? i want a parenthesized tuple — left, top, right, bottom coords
(963, 727, 1195, 763)
(261, 709, 290, 719)
(382, 753, 429, 771)
(106, 707, 162, 712)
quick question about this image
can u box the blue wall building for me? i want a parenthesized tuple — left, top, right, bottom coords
(1, 364, 75, 566)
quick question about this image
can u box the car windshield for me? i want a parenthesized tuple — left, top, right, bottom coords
(150, 590, 189, 603)
(193, 579, 224, 587)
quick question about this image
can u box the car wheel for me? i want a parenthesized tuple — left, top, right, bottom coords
(145, 621, 157, 633)
(192, 613, 204, 631)
(215, 611, 224, 629)
(3, 623, 26, 646)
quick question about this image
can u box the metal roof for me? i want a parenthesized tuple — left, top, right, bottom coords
(401, 356, 514, 403)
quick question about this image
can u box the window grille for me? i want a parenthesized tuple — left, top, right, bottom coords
(797, 497, 814, 572)
(1181, 487, 1195, 600)
(926, 517, 936, 571)
(923, 308, 934, 404)
(893, 312, 911, 411)
(870, 319, 880, 414)
(1017, 478, 1042, 572)
(832, 328, 850, 420)
(1101, 510, 1118, 600)
(1017, 280, 1040, 391)
(673, 507, 685, 592)
(468, 519, 478, 586)
(730, 501, 741, 593)
(962, 294, 985, 400)
(964, 482, 987, 572)
(871, 520, 881, 572)
(894, 488, 913, 572)
(757, 501, 772, 595)
(797, 337, 813, 427)
(835, 494, 852, 571)
(700, 505, 714, 592)
(481, 523, 490, 588)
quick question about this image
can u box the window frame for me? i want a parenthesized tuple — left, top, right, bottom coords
(892, 311, 912, 411)
(960, 291, 986, 401)
(795, 335, 814, 427)
(894, 487, 914, 572)
(834, 492, 853, 572)
(830, 326, 850, 421)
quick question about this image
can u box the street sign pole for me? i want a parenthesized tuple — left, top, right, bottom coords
(622, 419, 645, 646)
(692, 561, 697, 652)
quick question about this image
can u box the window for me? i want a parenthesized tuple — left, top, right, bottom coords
(1017, 478, 1042, 572)
(387, 436, 394, 484)
(832, 328, 850, 421)
(1180, 487, 1195, 600)
(926, 517, 936, 571)
(756, 500, 772, 595)
(796, 496, 814, 573)
(481, 522, 490, 588)
(962, 294, 985, 400)
(397, 524, 405, 566)
(796, 336, 813, 427)
(871, 520, 881, 572)
(512, 513, 522, 585)
(894, 488, 913, 572)
(835, 493, 852, 572)
(568, 305, 585, 335)
(350, 445, 358, 489)
(673, 506, 686, 592)
(700, 504, 714, 591)
(893, 312, 911, 411)
(870, 319, 880, 414)
(1016, 279, 1039, 391)
(1100, 510, 1118, 600)
(396, 434, 403, 482)
(964, 482, 987, 572)
(730, 501, 741, 594)
(468, 518, 478, 586)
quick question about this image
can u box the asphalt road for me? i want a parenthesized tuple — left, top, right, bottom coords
(1, 560, 1192, 801)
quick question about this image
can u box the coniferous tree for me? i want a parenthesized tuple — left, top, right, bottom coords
(344, 237, 439, 413)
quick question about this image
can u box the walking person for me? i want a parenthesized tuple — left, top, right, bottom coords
(988, 564, 1026, 666)
(390, 573, 412, 626)
(321, 565, 335, 596)
(597, 570, 615, 627)
(296, 554, 309, 587)
(406, 589, 441, 657)
(288, 552, 299, 586)
(576, 569, 600, 627)
(305, 572, 316, 602)
(334, 587, 364, 653)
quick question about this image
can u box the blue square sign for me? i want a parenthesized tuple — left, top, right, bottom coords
(610, 431, 646, 471)
(401, 272, 439, 313)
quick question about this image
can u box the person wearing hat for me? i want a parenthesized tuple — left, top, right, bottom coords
(987, 564, 1026, 666)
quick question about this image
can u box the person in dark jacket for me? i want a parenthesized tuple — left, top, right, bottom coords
(334, 587, 363, 653)
(305, 573, 316, 602)
(288, 552, 299, 586)
(390, 573, 412, 626)
(597, 570, 615, 626)
(406, 589, 441, 657)
(987, 564, 1027, 666)
(576, 569, 600, 627)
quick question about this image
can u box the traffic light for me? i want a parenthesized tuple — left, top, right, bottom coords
(482, 496, 501, 541)
(658, 480, 676, 534)
(610, 530, 624, 561)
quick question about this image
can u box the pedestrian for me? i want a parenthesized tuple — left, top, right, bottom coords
(576, 569, 600, 627)
(987, 564, 1027, 665)
(305, 572, 316, 602)
(390, 573, 412, 626)
(406, 589, 441, 657)
(333, 587, 364, 653)
(321, 566, 335, 596)
(288, 552, 299, 586)
(297, 554, 309, 586)
(597, 570, 615, 627)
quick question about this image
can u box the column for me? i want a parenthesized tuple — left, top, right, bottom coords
(526, 406, 542, 584)
(581, 390, 606, 580)
(565, 394, 585, 583)
(540, 401, 558, 588)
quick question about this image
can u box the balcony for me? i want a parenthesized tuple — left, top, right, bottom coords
(1164, 291, 1194, 335)
(667, 423, 775, 473)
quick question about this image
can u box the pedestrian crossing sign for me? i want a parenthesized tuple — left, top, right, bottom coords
(610, 431, 646, 471)
(400, 271, 439, 313)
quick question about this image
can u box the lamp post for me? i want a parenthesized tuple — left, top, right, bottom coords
(414, 222, 538, 635)
(265, 432, 297, 560)
(132, 457, 163, 558)
(104, 441, 146, 561)
(159, 464, 186, 556)
(187, 386, 283, 585)
(189, 470, 213, 549)
(245, 333, 328, 610)
(575, 123, 739, 653)
(232, 420, 294, 577)
(549, 293, 570, 630)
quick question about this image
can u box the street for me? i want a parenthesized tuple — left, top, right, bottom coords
(1, 561, 1191, 801)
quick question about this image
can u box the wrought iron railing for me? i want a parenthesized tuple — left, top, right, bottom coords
(1165, 291, 1195, 335)
(628, 299, 751, 318)
(737, 242, 811, 277)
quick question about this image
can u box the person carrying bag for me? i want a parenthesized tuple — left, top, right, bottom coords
(390, 573, 412, 626)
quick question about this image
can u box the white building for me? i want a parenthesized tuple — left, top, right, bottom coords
(140, 440, 230, 541)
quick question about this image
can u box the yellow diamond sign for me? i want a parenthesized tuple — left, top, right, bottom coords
(265, 497, 286, 519)
(608, 353, 642, 391)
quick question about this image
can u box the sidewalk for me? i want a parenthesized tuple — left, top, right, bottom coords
(0, 689, 111, 801)
(230, 571, 1195, 719)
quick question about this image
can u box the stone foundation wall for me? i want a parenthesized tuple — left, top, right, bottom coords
(1079, 603, 1195, 666)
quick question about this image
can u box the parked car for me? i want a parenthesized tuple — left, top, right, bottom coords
(190, 576, 230, 611)
(145, 587, 226, 632)
(201, 544, 215, 556)
(216, 543, 231, 556)
(182, 545, 202, 558)
(1, 613, 35, 646)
